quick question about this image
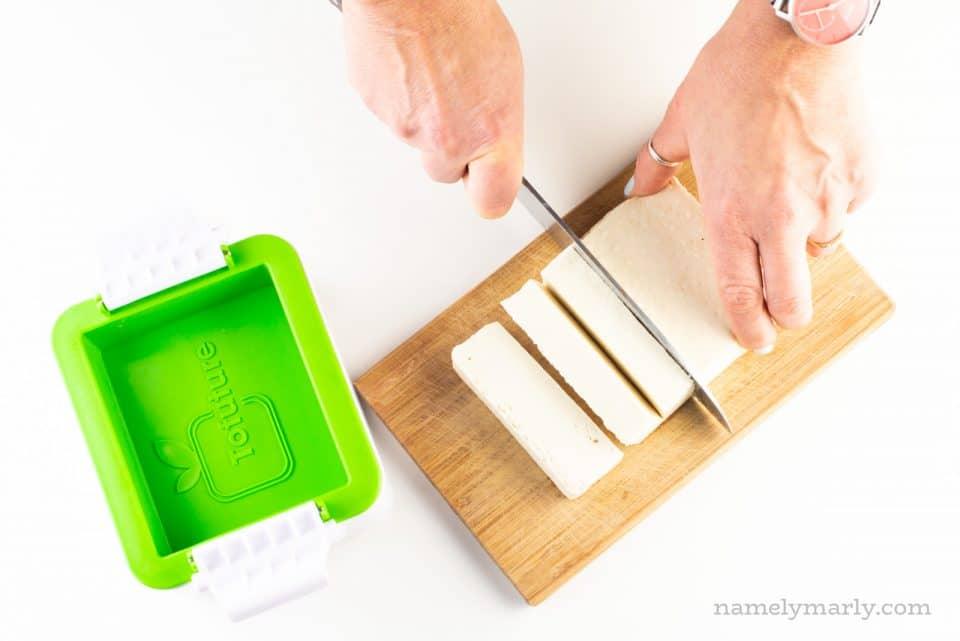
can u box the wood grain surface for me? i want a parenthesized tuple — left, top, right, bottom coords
(355, 164, 894, 605)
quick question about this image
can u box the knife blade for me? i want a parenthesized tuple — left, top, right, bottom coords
(517, 177, 732, 433)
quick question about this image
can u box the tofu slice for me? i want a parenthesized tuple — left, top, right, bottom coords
(502, 281, 662, 445)
(582, 179, 745, 383)
(452, 322, 622, 499)
(542, 247, 693, 417)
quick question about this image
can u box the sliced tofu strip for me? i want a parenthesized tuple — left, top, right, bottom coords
(582, 180, 745, 385)
(502, 281, 662, 446)
(542, 247, 693, 417)
(452, 322, 622, 499)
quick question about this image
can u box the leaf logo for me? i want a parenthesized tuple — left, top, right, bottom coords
(155, 439, 202, 493)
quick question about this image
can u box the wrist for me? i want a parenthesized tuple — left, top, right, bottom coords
(732, 0, 797, 45)
(728, 0, 862, 58)
(719, 0, 861, 82)
(346, 0, 477, 32)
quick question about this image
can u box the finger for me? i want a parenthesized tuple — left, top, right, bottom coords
(421, 150, 467, 184)
(759, 229, 814, 330)
(463, 142, 523, 219)
(705, 209, 778, 353)
(627, 96, 688, 198)
(848, 157, 878, 214)
(807, 196, 848, 258)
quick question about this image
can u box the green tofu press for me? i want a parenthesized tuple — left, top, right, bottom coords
(53, 223, 381, 619)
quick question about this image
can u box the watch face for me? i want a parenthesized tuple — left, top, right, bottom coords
(790, 0, 871, 46)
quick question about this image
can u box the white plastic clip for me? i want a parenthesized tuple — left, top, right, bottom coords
(191, 502, 342, 621)
(97, 215, 227, 311)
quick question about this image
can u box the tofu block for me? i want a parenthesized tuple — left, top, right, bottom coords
(452, 322, 622, 499)
(502, 281, 662, 445)
(582, 180, 745, 385)
(542, 247, 693, 417)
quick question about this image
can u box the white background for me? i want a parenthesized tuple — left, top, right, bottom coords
(1, 1, 957, 639)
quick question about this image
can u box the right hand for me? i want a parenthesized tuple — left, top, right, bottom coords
(343, 0, 524, 218)
(628, 0, 874, 352)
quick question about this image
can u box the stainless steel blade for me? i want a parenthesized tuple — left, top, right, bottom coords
(517, 177, 732, 433)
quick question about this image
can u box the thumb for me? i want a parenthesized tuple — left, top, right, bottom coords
(463, 142, 524, 219)
(627, 97, 689, 197)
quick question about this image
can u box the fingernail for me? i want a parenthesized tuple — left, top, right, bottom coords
(623, 176, 635, 198)
(753, 343, 775, 356)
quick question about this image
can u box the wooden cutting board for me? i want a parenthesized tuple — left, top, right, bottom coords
(355, 164, 894, 605)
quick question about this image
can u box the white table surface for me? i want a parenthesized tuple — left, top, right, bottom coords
(1, 1, 958, 639)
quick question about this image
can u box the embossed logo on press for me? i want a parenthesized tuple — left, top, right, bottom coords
(155, 341, 293, 501)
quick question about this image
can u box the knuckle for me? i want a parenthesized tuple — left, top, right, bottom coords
(424, 122, 462, 157)
(475, 109, 507, 140)
(759, 210, 802, 242)
(720, 283, 764, 317)
(423, 106, 504, 159)
(420, 156, 461, 184)
(761, 197, 800, 233)
(389, 117, 420, 144)
(705, 205, 748, 239)
(819, 192, 845, 218)
(768, 294, 812, 326)
(766, 183, 792, 208)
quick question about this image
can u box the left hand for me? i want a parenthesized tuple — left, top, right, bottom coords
(628, 0, 876, 353)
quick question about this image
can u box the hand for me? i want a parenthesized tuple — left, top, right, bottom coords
(628, 0, 876, 352)
(343, 0, 524, 218)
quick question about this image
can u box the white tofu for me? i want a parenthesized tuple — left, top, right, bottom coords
(452, 322, 622, 499)
(502, 281, 662, 446)
(582, 180, 745, 385)
(542, 247, 693, 417)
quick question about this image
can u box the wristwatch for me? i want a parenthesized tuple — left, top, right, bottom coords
(770, 0, 881, 46)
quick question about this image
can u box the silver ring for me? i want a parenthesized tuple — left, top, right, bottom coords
(647, 139, 682, 169)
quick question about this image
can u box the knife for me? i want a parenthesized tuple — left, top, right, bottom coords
(517, 178, 732, 433)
